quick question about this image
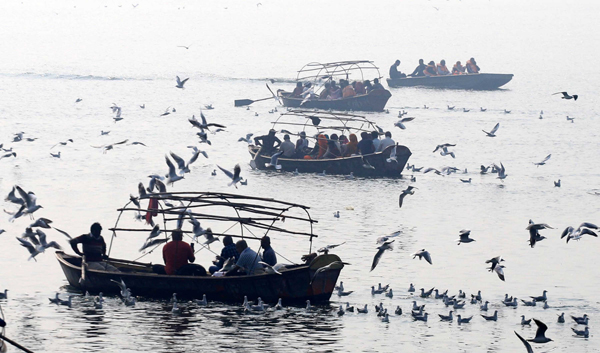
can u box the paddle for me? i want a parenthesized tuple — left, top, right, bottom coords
(0, 333, 34, 353)
(266, 83, 282, 104)
(234, 97, 275, 107)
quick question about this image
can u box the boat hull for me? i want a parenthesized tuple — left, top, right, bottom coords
(249, 144, 411, 177)
(386, 73, 513, 90)
(278, 89, 392, 112)
(56, 252, 342, 304)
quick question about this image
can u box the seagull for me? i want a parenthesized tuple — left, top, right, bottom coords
(75, 98, 82, 103)
(520, 315, 532, 326)
(195, 294, 208, 306)
(266, 151, 283, 170)
(371, 240, 394, 271)
(110, 278, 131, 300)
(394, 117, 415, 129)
(456, 229, 475, 245)
(357, 305, 368, 314)
(514, 331, 534, 353)
(196, 129, 211, 145)
(139, 104, 145, 109)
(413, 313, 428, 322)
(91, 139, 129, 153)
(527, 319, 553, 343)
(571, 314, 589, 325)
(554, 179, 561, 187)
(561, 222, 598, 243)
(480, 301, 489, 311)
(480, 107, 487, 112)
(412, 249, 432, 265)
(385, 289, 393, 298)
(317, 242, 345, 254)
(439, 311, 454, 322)
(30, 217, 52, 229)
(485, 256, 504, 272)
(521, 299, 536, 306)
(258, 261, 282, 275)
(432, 143, 456, 153)
(17, 234, 61, 261)
(447, 105, 455, 110)
(189, 112, 226, 131)
(529, 290, 548, 302)
(0, 289, 7, 299)
(456, 315, 472, 325)
(439, 146, 455, 158)
(566, 116, 575, 122)
(460, 178, 471, 183)
(408, 284, 415, 292)
(376, 230, 402, 245)
(310, 261, 348, 284)
(175, 76, 189, 89)
(553, 91, 578, 101)
(170, 151, 201, 174)
(481, 310, 498, 321)
(572, 326, 589, 338)
(217, 164, 243, 188)
(100, 131, 110, 136)
(482, 123, 500, 137)
(165, 155, 184, 185)
(177, 44, 192, 49)
(238, 133, 254, 143)
(50, 152, 61, 158)
(0, 152, 17, 160)
(533, 154, 551, 167)
(337, 286, 353, 296)
(495, 162, 508, 180)
(557, 313, 565, 323)
(13, 185, 43, 219)
(399, 186, 416, 208)
(504, 109, 511, 113)
(463, 108, 470, 112)
(333, 211, 340, 218)
(51, 139, 73, 149)
(160, 107, 171, 116)
(527, 222, 553, 247)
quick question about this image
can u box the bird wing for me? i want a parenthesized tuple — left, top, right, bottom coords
(233, 164, 241, 180)
(514, 331, 534, 353)
(181, 77, 189, 85)
(494, 265, 505, 281)
(400, 117, 415, 123)
(110, 279, 127, 292)
(533, 318, 548, 339)
(188, 150, 200, 166)
(165, 155, 177, 177)
(36, 229, 48, 246)
(370, 248, 385, 272)
(200, 112, 208, 126)
(176, 76, 182, 85)
(169, 152, 186, 170)
(15, 186, 33, 209)
(52, 227, 72, 240)
(552, 91, 567, 97)
(217, 165, 234, 180)
(580, 222, 598, 229)
(398, 193, 407, 208)
(112, 139, 129, 146)
(16, 237, 37, 254)
(580, 228, 598, 237)
(560, 226, 573, 239)
(5, 187, 24, 205)
(45, 241, 62, 250)
(490, 123, 500, 134)
(541, 154, 551, 163)
(422, 251, 432, 264)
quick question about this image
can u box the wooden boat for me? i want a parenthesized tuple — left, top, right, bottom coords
(249, 110, 411, 177)
(386, 73, 513, 90)
(55, 192, 344, 304)
(277, 61, 392, 112)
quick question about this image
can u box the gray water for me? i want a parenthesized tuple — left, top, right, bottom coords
(1, 0, 600, 352)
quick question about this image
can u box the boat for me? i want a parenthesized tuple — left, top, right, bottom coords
(386, 73, 513, 90)
(56, 192, 344, 304)
(277, 61, 392, 112)
(248, 109, 411, 177)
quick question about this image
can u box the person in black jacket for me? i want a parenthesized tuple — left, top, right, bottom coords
(409, 59, 427, 77)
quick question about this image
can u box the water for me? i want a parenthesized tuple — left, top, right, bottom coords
(1, 0, 599, 351)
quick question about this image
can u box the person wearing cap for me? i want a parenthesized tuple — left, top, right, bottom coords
(70, 222, 119, 271)
(260, 236, 277, 266)
(254, 129, 282, 158)
(389, 60, 406, 79)
(377, 131, 395, 152)
(279, 134, 295, 158)
(466, 57, 480, 73)
(409, 59, 427, 77)
(436, 60, 450, 75)
(423, 61, 438, 76)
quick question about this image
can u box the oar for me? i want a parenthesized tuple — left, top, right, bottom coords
(234, 97, 274, 107)
(266, 83, 282, 104)
(0, 333, 34, 353)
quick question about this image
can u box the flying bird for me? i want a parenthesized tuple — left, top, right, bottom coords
(527, 318, 553, 343)
(482, 123, 499, 137)
(456, 229, 475, 245)
(164, 155, 184, 185)
(553, 91, 578, 101)
(412, 249, 432, 265)
(217, 164, 243, 188)
(399, 186, 416, 208)
(371, 240, 394, 272)
(432, 143, 455, 153)
(533, 154, 551, 167)
(514, 331, 534, 353)
(238, 133, 254, 144)
(175, 76, 189, 89)
(188, 112, 226, 131)
(394, 117, 415, 130)
(527, 222, 553, 248)
(91, 139, 129, 153)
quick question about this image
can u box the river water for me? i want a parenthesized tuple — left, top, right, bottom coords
(1, 0, 599, 352)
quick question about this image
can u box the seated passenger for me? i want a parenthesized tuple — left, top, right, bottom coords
(279, 134, 295, 158)
(319, 82, 331, 99)
(389, 60, 407, 79)
(292, 82, 303, 97)
(321, 134, 341, 159)
(342, 83, 356, 98)
(372, 78, 385, 90)
(162, 229, 196, 275)
(423, 61, 438, 76)
(328, 81, 342, 99)
(305, 134, 327, 159)
(436, 60, 451, 75)
(342, 133, 359, 156)
(209, 235, 239, 274)
(466, 57, 480, 73)
(70, 222, 119, 272)
(377, 131, 395, 152)
(226, 240, 262, 276)
(339, 135, 349, 146)
(260, 236, 277, 266)
(371, 131, 381, 151)
(452, 61, 466, 75)
(363, 80, 373, 93)
(253, 129, 282, 157)
(295, 131, 309, 157)
(409, 59, 427, 77)
(357, 132, 375, 155)
(353, 81, 366, 95)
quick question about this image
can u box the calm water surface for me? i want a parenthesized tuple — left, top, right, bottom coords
(1, 0, 600, 352)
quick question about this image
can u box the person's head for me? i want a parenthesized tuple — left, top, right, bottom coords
(395, 59, 400, 66)
(428, 61, 435, 66)
(385, 131, 392, 138)
(261, 236, 271, 249)
(349, 133, 358, 143)
(371, 131, 379, 140)
(284, 134, 290, 141)
(470, 57, 476, 63)
(223, 235, 233, 246)
(364, 80, 371, 86)
(324, 82, 331, 89)
(331, 134, 339, 141)
(374, 78, 380, 84)
(456, 61, 462, 66)
(235, 240, 248, 253)
(296, 82, 302, 88)
(360, 132, 368, 140)
(440, 59, 446, 65)
(419, 59, 424, 64)
(172, 229, 183, 241)
(268, 129, 276, 136)
(299, 131, 306, 139)
(90, 222, 102, 237)
(339, 135, 348, 144)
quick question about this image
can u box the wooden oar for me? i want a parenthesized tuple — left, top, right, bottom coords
(0, 334, 34, 353)
(234, 97, 274, 107)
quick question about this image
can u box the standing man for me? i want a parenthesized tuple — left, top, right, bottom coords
(389, 60, 407, 79)
(162, 229, 195, 275)
(70, 222, 119, 271)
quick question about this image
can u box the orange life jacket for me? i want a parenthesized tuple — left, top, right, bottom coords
(437, 64, 450, 75)
(452, 64, 465, 75)
(466, 60, 479, 73)
(424, 64, 438, 76)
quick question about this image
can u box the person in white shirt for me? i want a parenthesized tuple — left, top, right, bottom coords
(377, 131, 395, 152)
(371, 131, 381, 151)
(279, 134, 295, 157)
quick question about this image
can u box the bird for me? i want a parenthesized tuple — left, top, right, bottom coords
(432, 143, 456, 153)
(460, 178, 471, 183)
(160, 107, 171, 116)
(110, 278, 131, 300)
(376, 230, 402, 245)
(527, 319, 552, 343)
(530, 290, 548, 302)
(514, 331, 534, 353)
(139, 104, 145, 109)
(439, 311, 453, 322)
(553, 91, 578, 101)
(533, 154, 551, 167)
(164, 155, 184, 185)
(463, 108, 470, 112)
(195, 294, 208, 306)
(480, 107, 487, 112)
(50, 152, 61, 158)
(177, 44, 191, 49)
(557, 313, 565, 323)
(11, 186, 44, 220)
(495, 162, 508, 180)
(493, 264, 506, 281)
(310, 261, 347, 284)
(317, 242, 345, 254)
(412, 249, 432, 265)
(51, 139, 73, 149)
(394, 117, 415, 129)
(371, 240, 394, 271)
(413, 313, 428, 322)
(172, 298, 182, 314)
(456, 229, 475, 245)
(456, 315, 472, 325)
(398, 186, 417, 208)
(259, 262, 282, 275)
(504, 109, 511, 113)
(554, 179, 561, 187)
(211, 169, 217, 176)
(447, 105, 455, 110)
(486, 255, 504, 271)
(561, 222, 598, 243)
(482, 123, 500, 137)
(408, 284, 415, 292)
(217, 164, 243, 188)
(75, 98, 82, 103)
(0, 152, 17, 160)
(238, 133, 254, 143)
(175, 76, 189, 89)
(480, 301, 489, 311)
(381, 313, 390, 323)
(94, 293, 104, 309)
(481, 310, 498, 321)
(520, 315, 532, 326)
(571, 314, 589, 325)
(439, 146, 455, 158)
(385, 289, 393, 298)
(394, 306, 402, 315)
(0, 290, 7, 299)
(91, 139, 129, 153)
(30, 217, 52, 229)
(189, 112, 226, 131)
(336, 305, 345, 316)
(100, 131, 110, 136)
(566, 116, 575, 122)
(572, 326, 589, 338)
(527, 222, 553, 247)
(357, 305, 368, 314)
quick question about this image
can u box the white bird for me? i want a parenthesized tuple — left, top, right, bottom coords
(481, 310, 498, 321)
(376, 230, 402, 245)
(399, 186, 416, 208)
(238, 133, 254, 144)
(412, 249, 432, 265)
(482, 123, 500, 137)
(561, 222, 598, 243)
(110, 278, 131, 300)
(572, 326, 589, 338)
(460, 178, 471, 183)
(440, 146, 455, 158)
(533, 154, 551, 167)
(521, 315, 532, 326)
(217, 164, 243, 188)
(432, 143, 456, 153)
(274, 298, 283, 310)
(495, 162, 508, 180)
(175, 76, 189, 89)
(480, 107, 487, 112)
(480, 301, 489, 311)
(94, 293, 104, 309)
(165, 155, 185, 185)
(371, 240, 394, 272)
(357, 304, 368, 314)
(310, 261, 347, 284)
(394, 117, 415, 129)
(386, 145, 398, 163)
(51, 139, 73, 149)
(571, 314, 589, 325)
(195, 294, 208, 306)
(91, 139, 128, 153)
(259, 261, 282, 275)
(50, 152, 61, 158)
(0, 152, 17, 160)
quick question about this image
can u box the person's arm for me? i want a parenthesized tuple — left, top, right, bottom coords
(69, 236, 84, 256)
(102, 238, 107, 258)
(254, 136, 263, 146)
(273, 137, 282, 149)
(188, 243, 196, 263)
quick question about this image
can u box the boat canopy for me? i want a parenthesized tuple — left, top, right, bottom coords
(108, 192, 318, 258)
(296, 60, 382, 83)
(271, 109, 380, 141)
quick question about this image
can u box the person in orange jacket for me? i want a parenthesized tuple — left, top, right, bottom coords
(436, 60, 450, 75)
(423, 61, 438, 76)
(452, 61, 466, 75)
(466, 57, 480, 73)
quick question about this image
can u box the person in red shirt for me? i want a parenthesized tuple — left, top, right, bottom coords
(162, 229, 195, 275)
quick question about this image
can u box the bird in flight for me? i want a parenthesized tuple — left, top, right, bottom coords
(399, 186, 416, 208)
(177, 44, 192, 49)
(175, 76, 189, 89)
(482, 123, 499, 137)
(553, 91, 578, 100)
